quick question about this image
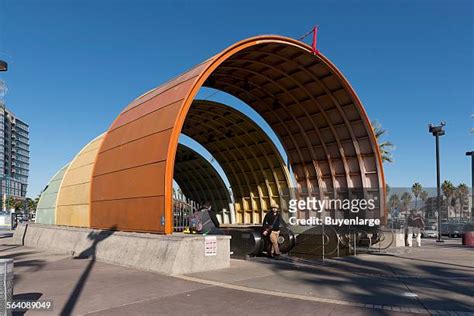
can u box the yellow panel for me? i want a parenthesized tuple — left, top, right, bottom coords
(70, 150, 98, 169)
(60, 164, 95, 187)
(56, 134, 104, 227)
(57, 183, 90, 205)
(57, 205, 90, 228)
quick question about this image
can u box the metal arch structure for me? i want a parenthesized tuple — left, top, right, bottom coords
(183, 100, 293, 224)
(174, 143, 231, 212)
(89, 35, 385, 234)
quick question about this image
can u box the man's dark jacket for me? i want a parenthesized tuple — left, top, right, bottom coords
(263, 211, 281, 232)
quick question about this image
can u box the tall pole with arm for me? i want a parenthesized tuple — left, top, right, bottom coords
(466, 151, 474, 221)
(429, 122, 445, 242)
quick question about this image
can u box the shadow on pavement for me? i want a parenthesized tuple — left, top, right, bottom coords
(0, 251, 47, 273)
(60, 226, 116, 316)
(251, 252, 474, 313)
(372, 252, 474, 269)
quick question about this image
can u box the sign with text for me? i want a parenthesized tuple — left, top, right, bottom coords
(204, 236, 217, 256)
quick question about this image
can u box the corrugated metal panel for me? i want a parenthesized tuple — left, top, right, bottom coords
(35, 164, 69, 225)
(55, 134, 104, 227)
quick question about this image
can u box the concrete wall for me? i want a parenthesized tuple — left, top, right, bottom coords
(13, 224, 231, 275)
(36, 164, 69, 225)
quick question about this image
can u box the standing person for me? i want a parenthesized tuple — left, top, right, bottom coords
(262, 204, 281, 258)
(413, 211, 425, 247)
(406, 211, 424, 247)
(406, 212, 415, 247)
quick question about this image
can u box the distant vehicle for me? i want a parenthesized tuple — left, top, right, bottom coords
(441, 223, 464, 238)
(422, 229, 438, 238)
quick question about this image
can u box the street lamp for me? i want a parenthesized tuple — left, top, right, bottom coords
(0, 60, 7, 72)
(466, 151, 473, 221)
(429, 122, 445, 242)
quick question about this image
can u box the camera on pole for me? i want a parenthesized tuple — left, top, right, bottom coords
(0, 60, 7, 72)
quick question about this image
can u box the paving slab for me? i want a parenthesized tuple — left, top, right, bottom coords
(186, 239, 474, 314)
(1, 237, 473, 315)
(0, 239, 411, 315)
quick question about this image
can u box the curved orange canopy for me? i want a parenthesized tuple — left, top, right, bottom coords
(90, 35, 385, 234)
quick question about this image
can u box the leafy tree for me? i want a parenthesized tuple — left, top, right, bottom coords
(372, 120, 395, 163)
(5, 196, 15, 211)
(411, 183, 423, 210)
(14, 199, 24, 212)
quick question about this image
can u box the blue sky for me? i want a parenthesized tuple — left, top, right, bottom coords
(0, 0, 472, 197)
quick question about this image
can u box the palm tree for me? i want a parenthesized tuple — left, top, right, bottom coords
(401, 192, 412, 220)
(442, 180, 455, 218)
(388, 193, 400, 221)
(455, 183, 469, 219)
(385, 184, 391, 199)
(419, 190, 429, 218)
(372, 120, 395, 163)
(420, 190, 429, 202)
(34, 194, 41, 208)
(411, 183, 422, 210)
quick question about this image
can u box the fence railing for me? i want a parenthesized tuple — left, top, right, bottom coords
(173, 198, 200, 232)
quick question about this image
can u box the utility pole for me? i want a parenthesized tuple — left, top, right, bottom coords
(429, 122, 445, 242)
(466, 151, 473, 221)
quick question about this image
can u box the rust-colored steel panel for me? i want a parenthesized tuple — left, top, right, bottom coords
(94, 129, 172, 176)
(92, 162, 165, 201)
(100, 102, 180, 153)
(90, 35, 385, 234)
(91, 196, 165, 232)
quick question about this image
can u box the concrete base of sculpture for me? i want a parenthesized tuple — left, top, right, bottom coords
(12, 223, 230, 275)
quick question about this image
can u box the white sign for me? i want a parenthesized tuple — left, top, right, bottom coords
(205, 236, 217, 256)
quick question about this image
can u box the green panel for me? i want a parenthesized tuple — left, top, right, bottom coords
(35, 164, 69, 225)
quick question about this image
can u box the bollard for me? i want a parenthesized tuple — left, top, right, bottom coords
(0, 259, 13, 316)
(462, 231, 474, 247)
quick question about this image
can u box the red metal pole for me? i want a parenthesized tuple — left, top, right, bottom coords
(311, 26, 319, 55)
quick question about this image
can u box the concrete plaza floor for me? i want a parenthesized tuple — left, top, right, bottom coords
(1, 233, 473, 315)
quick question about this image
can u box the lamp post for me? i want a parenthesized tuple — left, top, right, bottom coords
(429, 122, 445, 242)
(466, 151, 474, 221)
(0, 60, 7, 72)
